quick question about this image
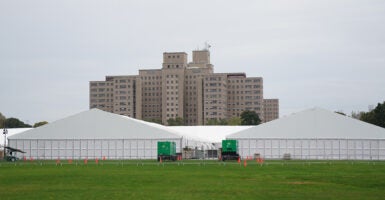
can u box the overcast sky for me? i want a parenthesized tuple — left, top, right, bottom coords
(0, 0, 384, 124)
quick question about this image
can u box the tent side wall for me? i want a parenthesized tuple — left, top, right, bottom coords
(231, 138, 385, 160)
(8, 138, 183, 160)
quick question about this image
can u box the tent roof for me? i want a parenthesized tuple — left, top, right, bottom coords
(9, 109, 182, 140)
(168, 126, 253, 143)
(228, 108, 385, 139)
(0, 128, 32, 147)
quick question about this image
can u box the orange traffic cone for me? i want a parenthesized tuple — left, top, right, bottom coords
(243, 159, 247, 167)
(256, 157, 264, 164)
(237, 157, 241, 163)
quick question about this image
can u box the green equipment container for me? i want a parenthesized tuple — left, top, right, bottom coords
(222, 140, 238, 153)
(157, 141, 176, 156)
(221, 140, 240, 161)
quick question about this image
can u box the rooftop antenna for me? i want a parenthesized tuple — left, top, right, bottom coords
(204, 42, 211, 50)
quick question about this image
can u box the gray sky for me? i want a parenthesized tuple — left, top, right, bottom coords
(1, 0, 384, 124)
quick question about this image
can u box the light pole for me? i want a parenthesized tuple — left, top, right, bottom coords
(3, 127, 7, 160)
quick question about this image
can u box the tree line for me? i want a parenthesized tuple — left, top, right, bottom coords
(4, 101, 383, 128)
(156, 101, 385, 128)
(352, 101, 385, 128)
(335, 101, 385, 128)
(0, 112, 48, 128)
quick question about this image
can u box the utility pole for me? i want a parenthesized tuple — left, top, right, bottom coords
(3, 125, 7, 160)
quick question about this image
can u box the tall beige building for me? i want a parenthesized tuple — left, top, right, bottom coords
(90, 49, 279, 125)
(263, 99, 279, 122)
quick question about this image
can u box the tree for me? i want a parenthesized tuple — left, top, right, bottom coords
(33, 121, 48, 128)
(167, 117, 184, 126)
(227, 117, 242, 125)
(360, 101, 385, 128)
(143, 118, 163, 125)
(0, 112, 5, 128)
(4, 118, 32, 128)
(351, 111, 364, 119)
(360, 111, 375, 123)
(335, 111, 346, 116)
(372, 102, 385, 128)
(205, 118, 228, 125)
(240, 110, 261, 125)
(219, 119, 228, 125)
(205, 119, 218, 125)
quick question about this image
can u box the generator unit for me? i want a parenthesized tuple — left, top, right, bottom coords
(157, 141, 177, 161)
(221, 140, 240, 161)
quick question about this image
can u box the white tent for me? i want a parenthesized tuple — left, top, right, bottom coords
(8, 109, 211, 160)
(0, 128, 32, 148)
(168, 126, 253, 144)
(227, 108, 385, 160)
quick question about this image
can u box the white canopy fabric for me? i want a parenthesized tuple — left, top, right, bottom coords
(228, 108, 385, 139)
(0, 128, 32, 147)
(6, 109, 220, 159)
(9, 109, 183, 140)
(168, 126, 253, 143)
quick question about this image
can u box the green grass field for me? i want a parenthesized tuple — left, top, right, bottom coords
(0, 160, 384, 199)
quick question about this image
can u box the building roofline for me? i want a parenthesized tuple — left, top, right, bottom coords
(105, 75, 139, 78)
(226, 73, 246, 77)
(163, 52, 188, 55)
(139, 69, 162, 72)
(192, 49, 209, 52)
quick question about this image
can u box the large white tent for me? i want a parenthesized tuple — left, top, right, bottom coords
(227, 108, 385, 160)
(8, 109, 211, 160)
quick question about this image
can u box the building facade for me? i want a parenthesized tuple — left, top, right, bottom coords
(90, 49, 279, 125)
(263, 99, 279, 122)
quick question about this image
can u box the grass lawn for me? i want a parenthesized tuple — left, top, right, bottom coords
(0, 160, 384, 199)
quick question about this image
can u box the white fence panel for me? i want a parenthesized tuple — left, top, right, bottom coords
(231, 138, 385, 160)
